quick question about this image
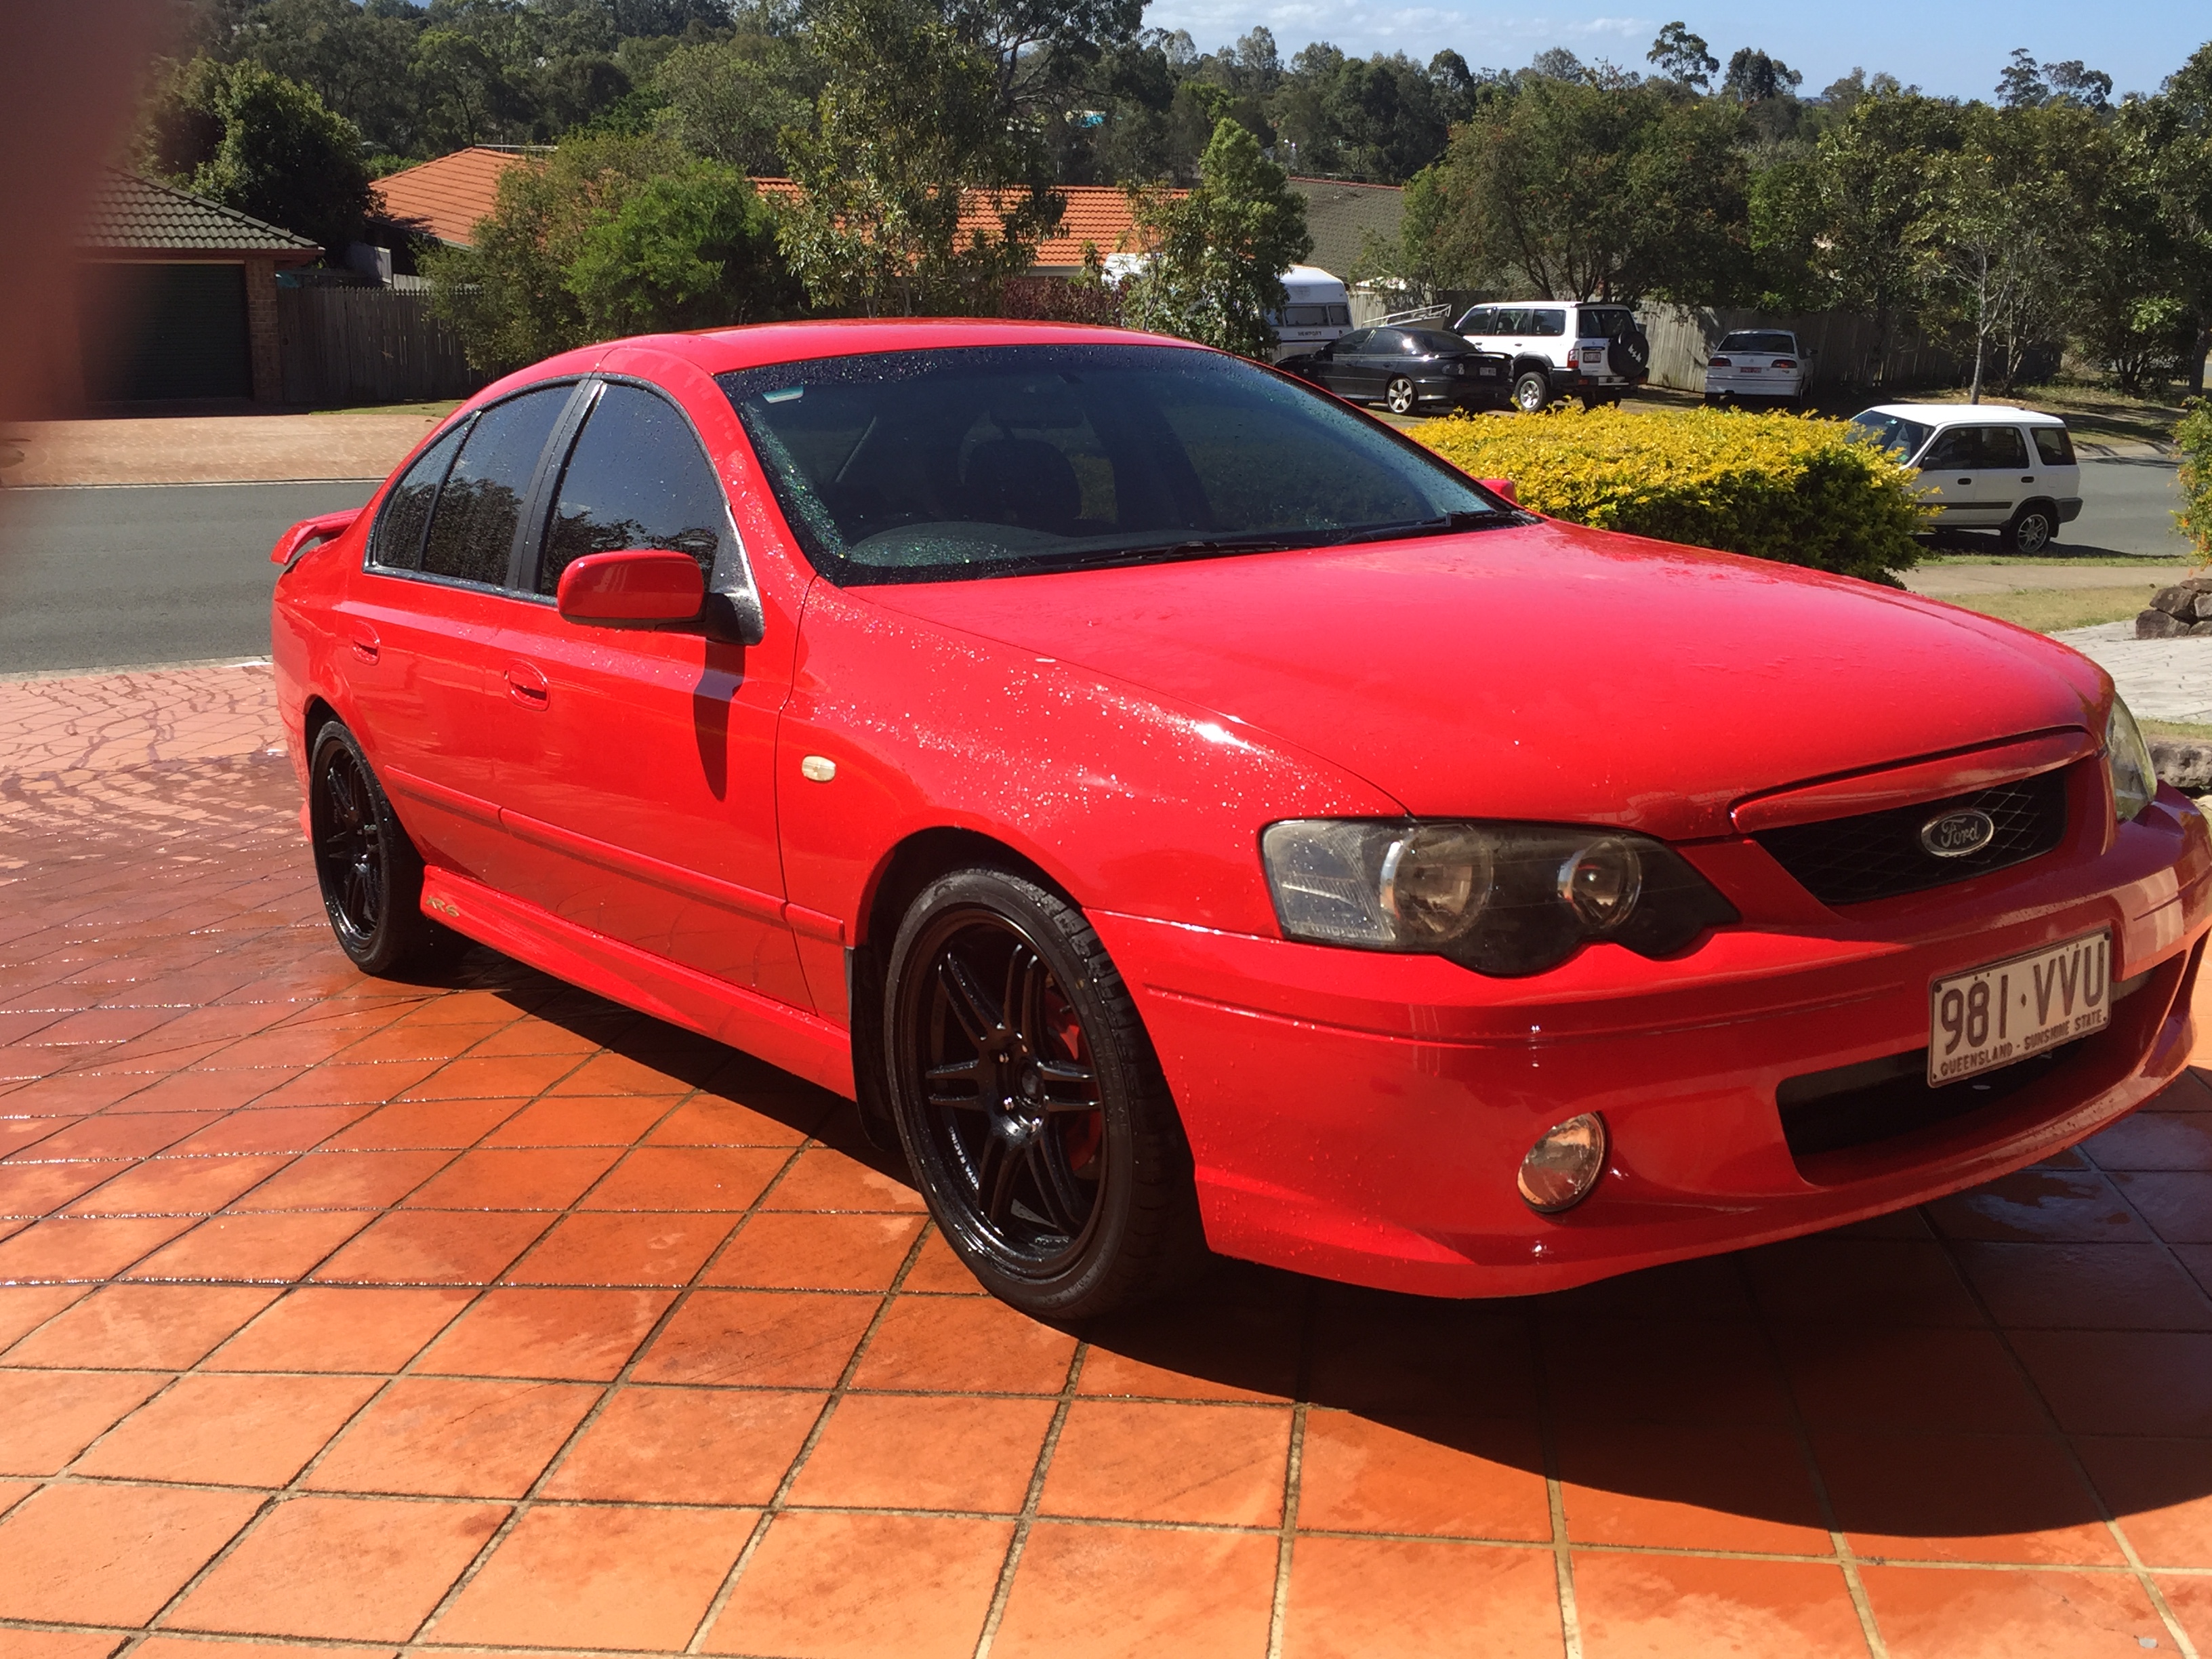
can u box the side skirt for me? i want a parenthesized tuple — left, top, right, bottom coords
(419, 865, 857, 1100)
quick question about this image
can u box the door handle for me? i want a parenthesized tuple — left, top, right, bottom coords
(349, 626, 380, 664)
(2021, 476, 2036, 483)
(505, 661, 549, 708)
(1957, 478, 1973, 485)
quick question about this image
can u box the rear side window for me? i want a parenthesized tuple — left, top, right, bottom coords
(1580, 309, 1636, 340)
(2032, 426, 2076, 467)
(419, 385, 572, 588)
(1368, 330, 1406, 353)
(369, 419, 468, 571)
(1528, 309, 1567, 337)
(539, 383, 734, 595)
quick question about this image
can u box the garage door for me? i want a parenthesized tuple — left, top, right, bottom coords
(78, 262, 251, 402)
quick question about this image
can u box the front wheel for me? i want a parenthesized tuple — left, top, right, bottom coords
(1513, 371, 1553, 413)
(884, 867, 1204, 1319)
(1384, 375, 1418, 415)
(2005, 505, 2056, 554)
(308, 721, 453, 977)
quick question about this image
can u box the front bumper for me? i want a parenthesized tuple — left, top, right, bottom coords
(1091, 783, 2212, 1297)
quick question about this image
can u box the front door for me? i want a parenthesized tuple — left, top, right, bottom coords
(488, 374, 811, 1010)
(1917, 424, 2030, 529)
(337, 382, 577, 888)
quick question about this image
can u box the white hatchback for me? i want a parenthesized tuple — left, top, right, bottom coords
(1704, 330, 1808, 405)
(1848, 403, 2084, 553)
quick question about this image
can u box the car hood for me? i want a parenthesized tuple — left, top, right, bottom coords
(861, 518, 2108, 840)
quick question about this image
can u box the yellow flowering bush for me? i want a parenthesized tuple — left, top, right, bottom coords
(1412, 405, 1925, 585)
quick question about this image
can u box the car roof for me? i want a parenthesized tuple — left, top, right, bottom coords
(1854, 402, 2067, 428)
(466, 319, 1208, 405)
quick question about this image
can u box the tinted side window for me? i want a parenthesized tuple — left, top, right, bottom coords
(1920, 430, 1971, 470)
(1489, 308, 1525, 335)
(1368, 330, 1406, 354)
(1333, 329, 1372, 353)
(1528, 309, 1568, 337)
(2032, 426, 2075, 467)
(369, 419, 468, 571)
(1978, 426, 2030, 469)
(539, 383, 733, 595)
(420, 385, 571, 588)
(1457, 307, 1496, 333)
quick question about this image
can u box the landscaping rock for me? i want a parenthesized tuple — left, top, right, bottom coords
(2192, 621, 2212, 636)
(2154, 586, 2198, 617)
(2151, 737, 2212, 794)
(2137, 608, 2192, 638)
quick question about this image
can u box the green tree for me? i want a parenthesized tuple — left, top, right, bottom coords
(140, 58, 375, 254)
(1120, 117, 1310, 357)
(652, 29, 819, 172)
(427, 133, 800, 368)
(1404, 77, 1750, 302)
(777, 0, 1061, 315)
(1646, 21, 1716, 91)
(566, 163, 803, 333)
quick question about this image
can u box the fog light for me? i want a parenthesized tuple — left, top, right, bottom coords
(1517, 1113, 1607, 1212)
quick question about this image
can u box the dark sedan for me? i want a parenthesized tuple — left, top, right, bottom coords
(1281, 326, 1511, 415)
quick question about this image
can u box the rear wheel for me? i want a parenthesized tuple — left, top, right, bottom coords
(884, 867, 1203, 1319)
(1513, 371, 1553, 413)
(1384, 375, 1417, 415)
(308, 722, 453, 977)
(2005, 504, 2057, 554)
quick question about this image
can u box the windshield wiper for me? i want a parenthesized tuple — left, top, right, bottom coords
(1044, 534, 1311, 568)
(1335, 509, 1514, 545)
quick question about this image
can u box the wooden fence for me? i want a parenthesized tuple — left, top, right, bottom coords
(1639, 302, 2013, 395)
(277, 285, 486, 407)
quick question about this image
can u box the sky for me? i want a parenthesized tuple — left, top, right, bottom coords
(1141, 0, 2209, 103)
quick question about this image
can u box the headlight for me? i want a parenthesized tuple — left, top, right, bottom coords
(1261, 819, 1739, 977)
(2106, 695, 2157, 823)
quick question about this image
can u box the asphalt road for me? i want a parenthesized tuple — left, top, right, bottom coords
(0, 480, 375, 676)
(0, 457, 2192, 678)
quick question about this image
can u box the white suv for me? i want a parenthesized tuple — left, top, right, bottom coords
(1451, 301, 1650, 412)
(1847, 403, 2083, 553)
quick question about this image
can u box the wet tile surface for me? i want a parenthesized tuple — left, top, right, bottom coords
(3, 663, 2211, 1657)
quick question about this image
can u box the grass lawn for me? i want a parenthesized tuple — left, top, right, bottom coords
(306, 398, 464, 419)
(1624, 380, 2188, 448)
(2146, 718, 2212, 741)
(1917, 554, 2192, 569)
(1942, 586, 2165, 633)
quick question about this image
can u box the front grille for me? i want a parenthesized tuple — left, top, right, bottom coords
(1754, 767, 2068, 907)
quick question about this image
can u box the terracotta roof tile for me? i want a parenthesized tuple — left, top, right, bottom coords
(77, 169, 321, 254)
(372, 148, 537, 247)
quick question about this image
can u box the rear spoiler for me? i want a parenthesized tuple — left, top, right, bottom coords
(270, 508, 361, 567)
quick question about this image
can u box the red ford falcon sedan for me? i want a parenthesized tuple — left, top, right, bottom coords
(270, 320, 2212, 1317)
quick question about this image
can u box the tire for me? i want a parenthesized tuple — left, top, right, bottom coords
(307, 721, 453, 977)
(1608, 333, 1650, 379)
(1513, 371, 1553, 413)
(1384, 375, 1417, 415)
(2005, 504, 2057, 554)
(884, 867, 1204, 1319)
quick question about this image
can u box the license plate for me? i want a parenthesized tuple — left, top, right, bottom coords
(1928, 930, 2111, 1086)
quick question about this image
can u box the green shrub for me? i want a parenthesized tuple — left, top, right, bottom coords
(2179, 400, 2212, 562)
(1412, 405, 1924, 585)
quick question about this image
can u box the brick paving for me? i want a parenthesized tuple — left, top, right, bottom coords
(1, 665, 2211, 1658)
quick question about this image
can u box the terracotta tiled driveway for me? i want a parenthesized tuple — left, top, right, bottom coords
(3, 665, 2211, 1659)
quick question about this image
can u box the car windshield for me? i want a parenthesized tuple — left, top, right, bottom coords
(1847, 411, 1933, 460)
(1719, 331, 1795, 354)
(718, 344, 1515, 585)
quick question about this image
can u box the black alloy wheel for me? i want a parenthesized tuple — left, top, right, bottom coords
(1513, 370, 1553, 413)
(2006, 505, 2056, 554)
(308, 721, 451, 976)
(1385, 375, 1418, 415)
(884, 868, 1203, 1318)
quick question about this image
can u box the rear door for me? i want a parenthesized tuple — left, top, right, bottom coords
(1315, 329, 1376, 399)
(337, 382, 578, 887)
(1916, 424, 2028, 528)
(488, 372, 811, 1009)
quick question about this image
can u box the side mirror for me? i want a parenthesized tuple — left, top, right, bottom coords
(556, 549, 705, 625)
(1481, 477, 1519, 504)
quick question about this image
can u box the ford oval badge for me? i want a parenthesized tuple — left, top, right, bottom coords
(1921, 808, 1996, 859)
